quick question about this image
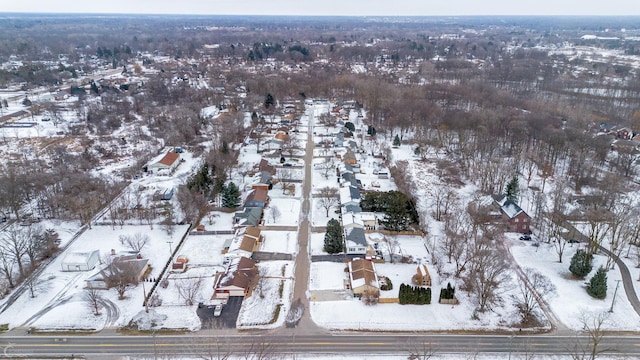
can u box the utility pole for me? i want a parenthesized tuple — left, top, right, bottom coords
(609, 279, 622, 313)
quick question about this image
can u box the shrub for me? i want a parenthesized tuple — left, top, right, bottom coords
(439, 282, 456, 301)
(380, 276, 393, 291)
(569, 249, 593, 278)
(399, 283, 431, 305)
(587, 267, 608, 299)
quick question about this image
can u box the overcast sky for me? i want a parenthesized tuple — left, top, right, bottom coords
(2, 0, 640, 16)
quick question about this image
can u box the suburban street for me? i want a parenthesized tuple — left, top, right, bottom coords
(2, 333, 640, 358)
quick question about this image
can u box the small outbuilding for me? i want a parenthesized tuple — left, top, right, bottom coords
(61, 250, 100, 272)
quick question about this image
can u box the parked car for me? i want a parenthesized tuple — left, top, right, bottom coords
(213, 304, 223, 317)
(519, 235, 532, 241)
(568, 239, 580, 244)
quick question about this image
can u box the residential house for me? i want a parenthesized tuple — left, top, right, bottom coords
(342, 212, 365, 230)
(222, 226, 262, 261)
(345, 227, 367, 255)
(244, 188, 269, 208)
(148, 151, 181, 173)
(234, 207, 263, 227)
(343, 149, 357, 165)
(86, 254, 149, 289)
(493, 195, 531, 233)
(61, 250, 100, 272)
(258, 159, 276, 175)
(213, 257, 258, 299)
(339, 185, 361, 207)
(348, 258, 379, 297)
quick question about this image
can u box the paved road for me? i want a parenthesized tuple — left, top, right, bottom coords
(279, 105, 326, 337)
(2, 333, 640, 358)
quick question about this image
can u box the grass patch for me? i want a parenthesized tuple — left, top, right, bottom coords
(0, 324, 8, 332)
(269, 304, 282, 324)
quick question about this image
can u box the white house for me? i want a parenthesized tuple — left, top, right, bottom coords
(148, 151, 181, 173)
(61, 250, 100, 272)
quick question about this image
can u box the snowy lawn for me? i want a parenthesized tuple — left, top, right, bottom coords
(264, 198, 301, 226)
(261, 231, 298, 254)
(510, 238, 640, 331)
(310, 232, 328, 255)
(237, 261, 294, 329)
(309, 262, 347, 291)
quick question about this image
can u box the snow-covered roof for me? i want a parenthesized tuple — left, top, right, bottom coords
(62, 250, 99, 265)
(348, 259, 378, 290)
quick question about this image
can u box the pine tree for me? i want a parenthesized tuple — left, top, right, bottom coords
(587, 267, 608, 299)
(323, 219, 343, 254)
(569, 249, 593, 278)
(505, 176, 519, 202)
(393, 134, 401, 147)
(221, 182, 241, 208)
(367, 125, 376, 136)
(380, 192, 410, 231)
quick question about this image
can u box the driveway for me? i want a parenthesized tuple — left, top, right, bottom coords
(197, 296, 243, 329)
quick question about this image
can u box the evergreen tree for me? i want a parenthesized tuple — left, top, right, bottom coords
(587, 267, 608, 299)
(345, 122, 355, 132)
(264, 93, 275, 110)
(221, 182, 241, 208)
(393, 134, 401, 147)
(505, 176, 519, 202)
(367, 125, 376, 136)
(569, 249, 593, 278)
(323, 219, 343, 254)
(380, 192, 410, 231)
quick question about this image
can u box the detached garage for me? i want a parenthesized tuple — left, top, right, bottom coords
(61, 250, 100, 272)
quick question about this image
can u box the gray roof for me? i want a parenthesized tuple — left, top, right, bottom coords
(345, 227, 367, 247)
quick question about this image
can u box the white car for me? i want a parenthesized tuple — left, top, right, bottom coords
(213, 304, 223, 317)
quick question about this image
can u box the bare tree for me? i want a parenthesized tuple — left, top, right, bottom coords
(83, 287, 104, 316)
(24, 275, 46, 298)
(464, 247, 509, 313)
(514, 267, 556, 325)
(102, 256, 140, 300)
(569, 311, 611, 360)
(276, 168, 294, 195)
(0, 249, 16, 288)
(268, 206, 281, 223)
(406, 338, 434, 360)
(256, 266, 269, 299)
(175, 277, 203, 306)
(317, 157, 335, 179)
(119, 233, 149, 253)
(0, 225, 30, 278)
(316, 186, 339, 217)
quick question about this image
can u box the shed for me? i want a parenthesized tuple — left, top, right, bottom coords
(61, 250, 100, 272)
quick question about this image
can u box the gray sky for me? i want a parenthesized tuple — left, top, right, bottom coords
(3, 0, 640, 16)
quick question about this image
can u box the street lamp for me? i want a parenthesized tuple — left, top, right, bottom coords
(166, 241, 173, 256)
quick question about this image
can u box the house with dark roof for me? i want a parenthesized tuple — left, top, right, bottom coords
(345, 227, 367, 255)
(213, 257, 258, 299)
(234, 207, 263, 227)
(493, 195, 531, 233)
(244, 188, 269, 208)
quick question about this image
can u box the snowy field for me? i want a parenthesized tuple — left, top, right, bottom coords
(510, 238, 640, 331)
(263, 198, 302, 226)
(0, 224, 192, 331)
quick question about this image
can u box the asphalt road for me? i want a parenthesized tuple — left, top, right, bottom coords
(2, 333, 639, 358)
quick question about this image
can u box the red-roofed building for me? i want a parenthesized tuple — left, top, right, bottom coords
(148, 151, 181, 173)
